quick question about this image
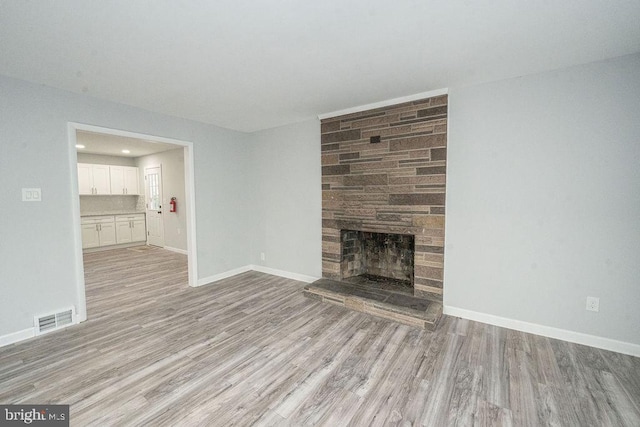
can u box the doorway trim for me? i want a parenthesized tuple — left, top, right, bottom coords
(68, 122, 198, 323)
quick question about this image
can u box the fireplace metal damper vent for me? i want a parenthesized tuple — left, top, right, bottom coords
(304, 229, 441, 330)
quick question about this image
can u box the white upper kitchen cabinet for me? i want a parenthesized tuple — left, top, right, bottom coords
(124, 167, 139, 195)
(78, 163, 111, 195)
(110, 166, 139, 195)
(77, 164, 93, 195)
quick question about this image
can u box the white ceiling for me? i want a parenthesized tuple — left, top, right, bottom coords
(76, 131, 179, 157)
(1, 1, 639, 133)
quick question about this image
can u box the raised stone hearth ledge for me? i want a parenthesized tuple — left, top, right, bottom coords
(304, 279, 442, 330)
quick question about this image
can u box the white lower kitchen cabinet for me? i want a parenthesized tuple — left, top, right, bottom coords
(81, 224, 100, 248)
(115, 221, 134, 244)
(99, 222, 117, 246)
(130, 219, 147, 242)
(115, 214, 147, 244)
(81, 216, 117, 249)
(82, 214, 146, 249)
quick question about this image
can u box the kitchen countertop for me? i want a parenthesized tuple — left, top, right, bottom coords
(81, 211, 145, 217)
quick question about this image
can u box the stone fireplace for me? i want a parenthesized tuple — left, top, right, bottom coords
(305, 94, 447, 329)
(320, 94, 447, 300)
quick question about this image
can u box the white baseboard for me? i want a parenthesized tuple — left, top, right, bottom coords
(83, 242, 145, 253)
(0, 327, 35, 348)
(444, 305, 640, 357)
(196, 265, 320, 287)
(164, 246, 188, 255)
(196, 265, 253, 286)
(249, 265, 320, 283)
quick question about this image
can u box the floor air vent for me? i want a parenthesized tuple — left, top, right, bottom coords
(34, 307, 76, 335)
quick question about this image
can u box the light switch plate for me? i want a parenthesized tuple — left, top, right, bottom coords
(22, 188, 42, 202)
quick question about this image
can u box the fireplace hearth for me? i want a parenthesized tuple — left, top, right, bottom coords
(344, 274, 413, 296)
(306, 228, 440, 329)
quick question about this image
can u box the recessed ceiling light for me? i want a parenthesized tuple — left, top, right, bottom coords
(122, 149, 130, 154)
(75, 144, 85, 149)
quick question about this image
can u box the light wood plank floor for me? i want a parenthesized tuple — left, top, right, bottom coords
(1, 246, 639, 426)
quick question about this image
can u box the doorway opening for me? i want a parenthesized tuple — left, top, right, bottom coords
(68, 123, 198, 323)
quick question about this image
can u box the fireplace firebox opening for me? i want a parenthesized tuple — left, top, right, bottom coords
(340, 229, 415, 293)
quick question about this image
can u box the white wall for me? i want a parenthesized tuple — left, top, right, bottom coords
(137, 148, 187, 252)
(248, 119, 322, 280)
(445, 53, 640, 350)
(0, 75, 251, 339)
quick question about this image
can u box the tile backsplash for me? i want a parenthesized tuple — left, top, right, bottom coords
(80, 195, 144, 215)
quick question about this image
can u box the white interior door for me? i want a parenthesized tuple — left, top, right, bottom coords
(145, 166, 165, 247)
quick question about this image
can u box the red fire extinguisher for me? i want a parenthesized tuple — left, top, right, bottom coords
(170, 197, 177, 213)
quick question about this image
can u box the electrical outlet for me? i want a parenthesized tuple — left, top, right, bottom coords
(260, 252, 265, 261)
(586, 296, 600, 312)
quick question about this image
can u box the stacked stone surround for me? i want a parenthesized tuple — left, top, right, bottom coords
(321, 95, 447, 299)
